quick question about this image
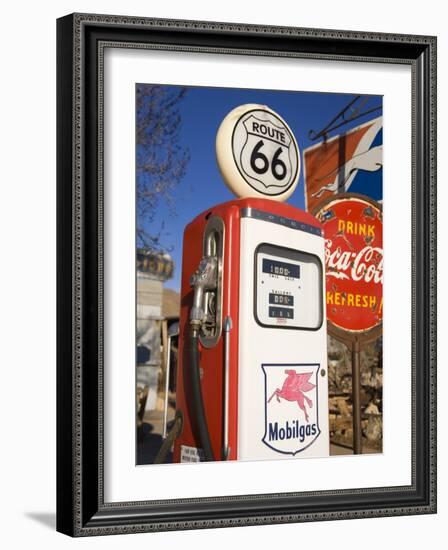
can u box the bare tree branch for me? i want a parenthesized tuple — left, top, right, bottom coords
(136, 85, 190, 252)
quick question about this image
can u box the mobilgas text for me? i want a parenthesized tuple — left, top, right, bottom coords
(268, 419, 318, 443)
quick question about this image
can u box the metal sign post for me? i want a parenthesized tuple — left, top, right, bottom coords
(351, 337, 362, 454)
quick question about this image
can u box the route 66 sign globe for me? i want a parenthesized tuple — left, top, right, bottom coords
(216, 104, 300, 201)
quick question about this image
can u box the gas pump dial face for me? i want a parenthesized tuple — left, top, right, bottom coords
(216, 104, 300, 201)
(255, 244, 323, 330)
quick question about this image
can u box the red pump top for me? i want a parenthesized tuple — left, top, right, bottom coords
(188, 197, 322, 232)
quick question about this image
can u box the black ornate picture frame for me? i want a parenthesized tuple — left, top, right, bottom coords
(57, 13, 437, 536)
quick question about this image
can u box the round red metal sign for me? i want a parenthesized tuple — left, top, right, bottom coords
(314, 194, 383, 335)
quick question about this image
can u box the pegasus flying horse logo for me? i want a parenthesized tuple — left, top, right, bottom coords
(262, 365, 321, 455)
(303, 116, 383, 212)
(268, 370, 315, 422)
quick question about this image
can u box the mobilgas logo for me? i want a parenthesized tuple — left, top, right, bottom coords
(268, 420, 318, 442)
(262, 365, 320, 455)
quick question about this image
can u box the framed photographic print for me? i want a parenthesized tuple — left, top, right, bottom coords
(56, 13, 437, 536)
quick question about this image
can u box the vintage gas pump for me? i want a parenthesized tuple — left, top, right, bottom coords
(170, 104, 329, 462)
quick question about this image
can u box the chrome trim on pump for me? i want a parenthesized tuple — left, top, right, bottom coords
(241, 207, 322, 236)
(222, 316, 232, 460)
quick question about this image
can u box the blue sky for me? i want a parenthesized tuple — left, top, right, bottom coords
(136, 85, 382, 291)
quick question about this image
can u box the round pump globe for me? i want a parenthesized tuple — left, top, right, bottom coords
(216, 103, 301, 202)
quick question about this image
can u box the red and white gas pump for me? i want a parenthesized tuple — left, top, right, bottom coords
(169, 104, 329, 463)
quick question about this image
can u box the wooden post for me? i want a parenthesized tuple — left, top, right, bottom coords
(160, 320, 168, 406)
(351, 337, 362, 454)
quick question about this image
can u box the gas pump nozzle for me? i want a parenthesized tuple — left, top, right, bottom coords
(189, 256, 218, 333)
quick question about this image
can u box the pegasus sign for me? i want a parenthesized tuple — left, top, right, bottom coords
(262, 365, 321, 455)
(303, 117, 383, 212)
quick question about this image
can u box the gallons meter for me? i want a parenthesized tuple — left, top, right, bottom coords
(170, 104, 329, 462)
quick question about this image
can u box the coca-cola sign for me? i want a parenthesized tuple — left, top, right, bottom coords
(315, 195, 382, 334)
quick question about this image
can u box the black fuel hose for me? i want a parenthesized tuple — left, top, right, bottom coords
(189, 331, 214, 461)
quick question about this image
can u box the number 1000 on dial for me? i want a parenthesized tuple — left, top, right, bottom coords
(262, 258, 300, 279)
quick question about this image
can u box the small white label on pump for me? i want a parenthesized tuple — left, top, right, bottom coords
(180, 445, 204, 463)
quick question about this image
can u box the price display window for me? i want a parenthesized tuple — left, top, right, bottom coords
(254, 243, 323, 330)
